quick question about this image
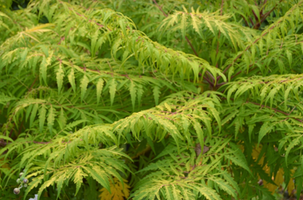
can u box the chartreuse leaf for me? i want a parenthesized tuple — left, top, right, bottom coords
(24, 175, 44, 199)
(209, 178, 237, 198)
(39, 105, 46, 133)
(193, 120, 204, 148)
(47, 106, 55, 133)
(58, 108, 66, 129)
(96, 78, 104, 105)
(40, 50, 53, 85)
(80, 75, 89, 102)
(191, 184, 222, 200)
(285, 136, 301, 166)
(3, 2, 303, 200)
(20, 48, 28, 62)
(55, 165, 77, 192)
(68, 68, 76, 93)
(74, 168, 88, 196)
(37, 175, 58, 199)
(129, 80, 136, 110)
(109, 79, 117, 106)
(56, 63, 64, 94)
(137, 84, 144, 106)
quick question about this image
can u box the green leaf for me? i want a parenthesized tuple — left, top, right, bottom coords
(21, 48, 28, 62)
(56, 173, 66, 199)
(193, 120, 204, 148)
(24, 175, 43, 199)
(47, 106, 55, 133)
(68, 68, 76, 93)
(153, 86, 161, 105)
(80, 75, 89, 101)
(30, 103, 39, 128)
(210, 178, 237, 198)
(74, 168, 88, 196)
(137, 84, 144, 106)
(83, 166, 110, 192)
(285, 136, 301, 166)
(96, 78, 104, 105)
(129, 81, 136, 110)
(37, 176, 57, 199)
(258, 122, 274, 144)
(109, 79, 117, 106)
(190, 8, 202, 37)
(40, 50, 53, 85)
(56, 63, 64, 93)
(286, 49, 292, 67)
(0, 135, 13, 142)
(39, 105, 46, 133)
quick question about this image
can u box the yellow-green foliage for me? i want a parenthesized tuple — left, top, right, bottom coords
(0, 0, 303, 199)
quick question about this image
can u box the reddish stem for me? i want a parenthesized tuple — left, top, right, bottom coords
(152, 0, 199, 57)
(217, 3, 299, 83)
(152, 0, 168, 17)
(246, 101, 303, 123)
(252, 0, 283, 29)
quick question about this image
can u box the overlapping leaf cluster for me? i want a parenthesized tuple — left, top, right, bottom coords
(1, 0, 303, 199)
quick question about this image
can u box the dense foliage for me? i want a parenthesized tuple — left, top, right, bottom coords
(0, 0, 303, 199)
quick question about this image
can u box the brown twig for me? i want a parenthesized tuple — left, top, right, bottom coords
(152, 0, 168, 17)
(251, 9, 259, 26)
(248, 16, 254, 25)
(260, 0, 268, 16)
(185, 36, 198, 57)
(233, 6, 250, 26)
(203, 76, 214, 89)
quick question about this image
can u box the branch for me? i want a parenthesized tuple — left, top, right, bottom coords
(152, 0, 168, 17)
(217, 2, 301, 82)
(260, 0, 268, 16)
(203, 75, 214, 89)
(152, 0, 218, 88)
(233, 5, 250, 26)
(185, 36, 198, 57)
(152, 0, 198, 57)
(242, 16, 250, 27)
(252, 0, 283, 29)
(246, 101, 303, 123)
(0, 140, 51, 148)
(28, 76, 38, 92)
(220, 97, 303, 123)
(251, 9, 259, 25)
